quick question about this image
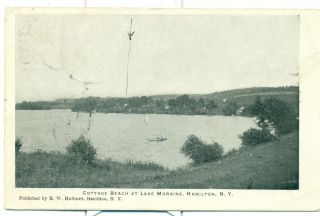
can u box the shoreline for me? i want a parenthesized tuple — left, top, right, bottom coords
(15, 108, 256, 118)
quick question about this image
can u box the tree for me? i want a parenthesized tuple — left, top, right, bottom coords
(176, 95, 190, 106)
(189, 98, 197, 112)
(155, 99, 164, 108)
(168, 99, 177, 108)
(71, 97, 98, 114)
(15, 138, 23, 154)
(239, 128, 276, 146)
(249, 97, 298, 135)
(128, 96, 153, 107)
(198, 98, 205, 107)
(66, 135, 97, 165)
(206, 100, 217, 110)
(223, 101, 239, 116)
(181, 135, 223, 164)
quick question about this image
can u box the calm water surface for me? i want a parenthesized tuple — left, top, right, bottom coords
(16, 110, 256, 169)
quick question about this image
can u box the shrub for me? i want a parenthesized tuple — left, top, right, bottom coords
(181, 135, 223, 164)
(224, 148, 240, 157)
(66, 135, 96, 165)
(15, 137, 23, 154)
(239, 128, 276, 146)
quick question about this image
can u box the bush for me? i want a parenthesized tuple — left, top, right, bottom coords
(224, 148, 240, 157)
(181, 135, 223, 164)
(66, 135, 97, 165)
(15, 137, 22, 154)
(239, 128, 276, 146)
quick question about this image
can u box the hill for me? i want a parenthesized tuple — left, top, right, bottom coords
(16, 86, 299, 116)
(152, 86, 298, 106)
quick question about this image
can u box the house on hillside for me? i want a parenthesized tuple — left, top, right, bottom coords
(236, 106, 245, 116)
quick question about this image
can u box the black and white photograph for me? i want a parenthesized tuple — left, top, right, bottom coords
(5, 8, 320, 211)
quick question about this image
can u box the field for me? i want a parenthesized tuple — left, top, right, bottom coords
(152, 86, 298, 104)
(16, 132, 298, 189)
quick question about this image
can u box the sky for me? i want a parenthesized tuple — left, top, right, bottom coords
(15, 14, 299, 102)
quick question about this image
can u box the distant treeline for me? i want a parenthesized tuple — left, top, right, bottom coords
(16, 99, 74, 110)
(71, 95, 219, 115)
(16, 86, 299, 117)
(15, 101, 52, 110)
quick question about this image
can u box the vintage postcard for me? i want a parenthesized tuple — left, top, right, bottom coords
(4, 8, 320, 211)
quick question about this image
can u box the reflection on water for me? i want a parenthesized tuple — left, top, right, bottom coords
(16, 110, 256, 169)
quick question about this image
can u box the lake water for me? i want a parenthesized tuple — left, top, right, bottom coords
(16, 110, 256, 169)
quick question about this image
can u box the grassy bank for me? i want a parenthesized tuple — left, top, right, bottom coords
(16, 132, 298, 189)
(16, 152, 167, 188)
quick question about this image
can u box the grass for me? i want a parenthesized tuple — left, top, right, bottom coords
(16, 151, 168, 188)
(16, 132, 298, 189)
(146, 132, 299, 189)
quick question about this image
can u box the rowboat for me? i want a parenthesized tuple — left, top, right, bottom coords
(148, 136, 167, 142)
